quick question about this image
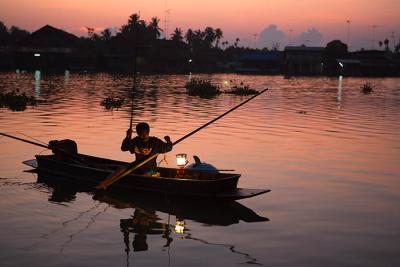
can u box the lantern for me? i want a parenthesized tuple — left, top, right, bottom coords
(176, 153, 188, 168)
(175, 219, 185, 234)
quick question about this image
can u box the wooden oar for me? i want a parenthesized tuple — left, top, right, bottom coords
(95, 88, 268, 190)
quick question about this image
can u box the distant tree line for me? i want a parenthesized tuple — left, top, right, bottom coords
(83, 13, 163, 43)
(1, 14, 400, 75)
(0, 21, 30, 45)
(81, 13, 227, 51)
(2, 14, 400, 54)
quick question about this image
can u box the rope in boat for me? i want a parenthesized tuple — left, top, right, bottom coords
(16, 131, 48, 147)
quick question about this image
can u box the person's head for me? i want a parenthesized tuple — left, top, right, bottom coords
(136, 122, 150, 141)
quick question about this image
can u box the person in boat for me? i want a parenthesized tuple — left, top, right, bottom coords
(121, 122, 172, 175)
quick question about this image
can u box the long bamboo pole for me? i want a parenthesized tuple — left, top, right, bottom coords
(0, 132, 85, 164)
(129, 27, 139, 131)
(95, 88, 268, 190)
(0, 132, 48, 149)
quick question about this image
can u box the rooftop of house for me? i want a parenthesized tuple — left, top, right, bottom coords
(16, 25, 80, 48)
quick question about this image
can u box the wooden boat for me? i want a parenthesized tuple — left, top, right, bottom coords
(3, 90, 270, 200)
(23, 153, 270, 200)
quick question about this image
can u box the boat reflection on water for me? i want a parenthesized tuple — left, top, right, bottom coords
(119, 207, 170, 252)
(36, 171, 269, 264)
(37, 171, 269, 226)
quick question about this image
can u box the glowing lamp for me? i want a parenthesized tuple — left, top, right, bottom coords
(176, 153, 188, 167)
(338, 62, 344, 68)
(34, 53, 41, 57)
(175, 219, 185, 234)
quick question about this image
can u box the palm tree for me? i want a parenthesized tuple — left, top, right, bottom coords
(204, 27, 215, 48)
(185, 29, 195, 47)
(120, 13, 145, 34)
(193, 29, 205, 48)
(148, 17, 162, 39)
(384, 38, 389, 51)
(171, 27, 183, 42)
(128, 13, 145, 28)
(101, 28, 112, 41)
(214, 28, 223, 48)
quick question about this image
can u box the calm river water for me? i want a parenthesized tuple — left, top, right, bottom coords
(0, 72, 400, 267)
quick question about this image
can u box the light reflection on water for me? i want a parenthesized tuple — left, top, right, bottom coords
(0, 72, 400, 266)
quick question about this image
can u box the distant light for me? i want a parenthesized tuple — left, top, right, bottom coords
(34, 70, 41, 80)
(64, 70, 70, 85)
(34, 70, 41, 95)
(223, 80, 230, 85)
(188, 59, 192, 63)
(34, 53, 41, 57)
(338, 62, 344, 68)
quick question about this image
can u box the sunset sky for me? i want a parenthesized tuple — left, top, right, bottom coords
(1, 0, 399, 50)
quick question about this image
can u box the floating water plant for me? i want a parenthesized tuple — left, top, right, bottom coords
(225, 83, 258, 96)
(361, 82, 374, 94)
(185, 78, 220, 98)
(0, 90, 37, 111)
(100, 96, 125, 110)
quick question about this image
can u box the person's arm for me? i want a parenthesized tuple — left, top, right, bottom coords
(121, 129, 133, 151)
(155, 136, 173, 153)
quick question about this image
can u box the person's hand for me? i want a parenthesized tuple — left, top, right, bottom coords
(126, 128, 132, 137)
(164, 136, 171, 143)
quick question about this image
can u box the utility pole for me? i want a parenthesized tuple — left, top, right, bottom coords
(390, 31, 395, 51)
(346, 20, 351, 50)
(288, 29, 293, 46)
(164, 9, 171, 39)
(163, 0, 171, 39)
(371, 25, 378, 49)
(253, 33, 258, 49)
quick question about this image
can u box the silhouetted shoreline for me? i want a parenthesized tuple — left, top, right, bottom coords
(1, 15, 399, 76)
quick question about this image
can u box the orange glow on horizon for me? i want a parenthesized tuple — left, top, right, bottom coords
(1, 0, 399, 48)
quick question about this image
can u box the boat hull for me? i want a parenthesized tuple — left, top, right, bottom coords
(33, 154, 240, 196)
